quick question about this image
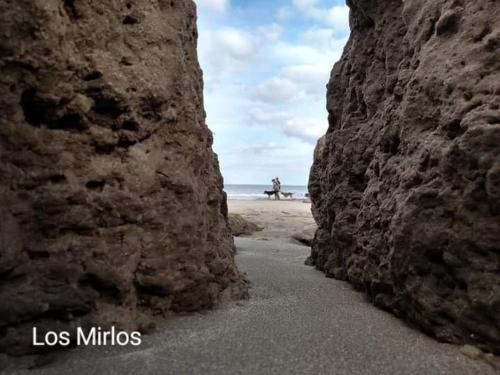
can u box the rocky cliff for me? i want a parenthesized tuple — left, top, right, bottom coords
(309, 0, 500, 353)
(0, 0, 247, 357)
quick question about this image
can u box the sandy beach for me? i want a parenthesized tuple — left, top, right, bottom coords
(228, 199, 317, 243)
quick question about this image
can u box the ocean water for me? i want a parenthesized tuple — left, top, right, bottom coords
(225, 184, 309, 200)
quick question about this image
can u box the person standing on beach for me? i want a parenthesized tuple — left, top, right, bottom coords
(272, 178, 280, 200)
(273, 178, 281, 200)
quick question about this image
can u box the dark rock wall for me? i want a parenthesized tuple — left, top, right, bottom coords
(0, 0, 247, 356)
(309, 0, 500, 353)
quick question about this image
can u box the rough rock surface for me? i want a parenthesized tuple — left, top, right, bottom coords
(292, 228, 315, 247)
(309, 0, 500, 353)
(228, 214, 262, 237)
(0, 0, 247, 357)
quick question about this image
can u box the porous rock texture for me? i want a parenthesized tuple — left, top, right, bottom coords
(0, 0, 247, 357)
(309, 0, 500, 353)
(228, 214, 262, 237)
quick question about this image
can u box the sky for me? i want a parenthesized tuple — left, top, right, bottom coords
(194, 0, 350, 186)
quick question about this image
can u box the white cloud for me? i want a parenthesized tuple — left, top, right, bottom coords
(195, 0, 229, 12)
(257, 24, 284, 42)
(252, 77, 304, 103)
(252, 27, 347, 102)
(245, 20, 347, 142)
(248, 107, 327, 144)
(277, 6, 294, 21)
(199, 27, 259, 76)
(213, 28, 256, 59)
(291, 2, 350, 33)
(281, 64, 330, 99)
(199, 23, 287, 82)
(237, 142, 287, 155)
(248, 107, 289, 124)
(271, 42, 323, 64)
(293, 0, 318, 12)
(324, 5, 350, 30)
(301, 27, 335, 49)
(281, 117, 326, 143)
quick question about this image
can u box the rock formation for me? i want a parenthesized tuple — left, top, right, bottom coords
(0, 0, 247, 357)
(309, 0, 500, 353)
(228, 214, 262, 237)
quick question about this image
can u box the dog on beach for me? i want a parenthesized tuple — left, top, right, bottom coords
(281, 192, 294, 198)
(263, 190, 277, 198)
